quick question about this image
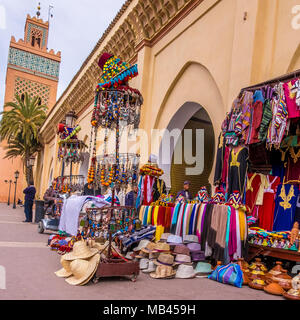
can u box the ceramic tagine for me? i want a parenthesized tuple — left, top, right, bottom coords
(265, 261, 287, 282)
(283, 274, 300, 300)
(269, 270, 292, 291)
(236, 258, 250, 285)
(248, 258, 268, 290)
(263, 282, 285, 296)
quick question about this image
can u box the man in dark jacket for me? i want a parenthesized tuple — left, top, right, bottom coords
(125, 184, 138, 207)
(176, 181, 193, 201)
(23, 182, 36, 222)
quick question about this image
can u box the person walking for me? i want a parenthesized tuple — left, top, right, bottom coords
(23, 181, 36, 223)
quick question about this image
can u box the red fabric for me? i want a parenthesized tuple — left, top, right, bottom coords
(143, 175, 154, 206)
(98, 52, 113, 69)
(157, 206, 166, 226)
(248, 101, 263, 144)
(258, 176, 281, 231)
(164, 207, 173, 231)
(245, 173, 261, 214)
(283, 80, 300, 118)
(221, 146, 230, 184)
(285, 156, 300, 183)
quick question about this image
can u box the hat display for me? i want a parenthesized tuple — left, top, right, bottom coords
(153, 242, 171, 253)
(159, 233, 172, 242)
(172, 245, 190, 256)
(187, 243, 201, 252)
(140, 242, 156, 254)
(139, 258, 149, 270)
(54, 256, 72, 278)
(133, 239, 150, 252)
(153, 253, 175, 267)
(63, 240, 98, 261)
(194, 262, 213, 277)
(149, 252, 159, 260)
(174, 254, 192, 265)
(175, 264, 196, 279)
(142, 260, 156, 273)
(65, 254, 100, 286)
(190, 251, 205, 262)
(167, 235, 183, 246)
(150, 265, 176, 279)
(183, 235, 199, 244)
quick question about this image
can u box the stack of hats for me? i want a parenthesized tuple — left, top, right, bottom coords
(55, 240, 100, 286)
(187, 243, 205, 262)
(150, 253, 176, 279)
(194, 262, 213, 278)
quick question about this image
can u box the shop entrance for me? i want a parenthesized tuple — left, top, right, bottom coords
(158, 102, 215, 197)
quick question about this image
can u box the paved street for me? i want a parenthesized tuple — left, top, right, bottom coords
(0, 203, 283, 300)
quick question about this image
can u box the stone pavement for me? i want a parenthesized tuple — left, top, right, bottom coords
(0, 203, 283, 300)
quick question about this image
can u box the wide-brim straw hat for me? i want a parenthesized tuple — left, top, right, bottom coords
(133, 239, 150, 252)
(152, 242, 171, 253)
(65, 254, 100, 286)
(140, 242, 156, 254)
(175, 264, 196, 279)
(150, 265, 176, 279)
(54, 256, 72, 278)
(63, 240, 99, 261)
(173, 254, 193, 266)
(158, 233, 172, 242)
(153, 253, 175, 267)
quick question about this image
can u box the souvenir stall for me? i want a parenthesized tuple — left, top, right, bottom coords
(210, 69, 300, 299)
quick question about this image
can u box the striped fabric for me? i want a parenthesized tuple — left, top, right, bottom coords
(208, 263, 243, 288)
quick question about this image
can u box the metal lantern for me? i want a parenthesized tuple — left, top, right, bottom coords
(28, 155, 36, 167)
(14, 170, 20, 179)
(65, 110, 77, 128)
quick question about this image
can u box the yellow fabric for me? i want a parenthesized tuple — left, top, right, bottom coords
(153, 206, 159, 226)
(238, 208, 246, 241)
(147, 206, 153, 225)
(255, 174, 268, 205)
(246, 173, 258, 192)
(139, 205, 145, 222)
(230, 148, 243, 167)
(156, 225, 165, 241)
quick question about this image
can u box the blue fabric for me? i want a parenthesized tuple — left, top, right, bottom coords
(253, 90, 265, 104)
(23, 186, 36, 202)
(188, 205, 197, 235)
(273, 184, 299, 231)
(208, 263, 243, 288)
(136, 176, 143, 209)
(170, 203, 181, 234)
(142, 206, 149, 226)
(125, 191, 137, 207)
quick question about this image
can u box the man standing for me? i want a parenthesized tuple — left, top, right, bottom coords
(176, 181, 193, 201)
(125, 183, 138, 207)
(23, 181, 36, 222)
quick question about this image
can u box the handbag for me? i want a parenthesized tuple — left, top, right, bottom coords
(208, 263, 243, 288)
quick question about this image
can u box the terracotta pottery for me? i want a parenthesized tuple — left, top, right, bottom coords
(248, 264, 267, 281)
(265, 261, 287, 281)
(270, 270, 292, 290)
(236, 258, 250, 285)
(248, 278, 267, 290)
(263, 282, 285, 296)
(249, 258, 268, 272)
(283, 289, 300, 300)
(213, 261, 222, 270)
(290, 222, 299, 245)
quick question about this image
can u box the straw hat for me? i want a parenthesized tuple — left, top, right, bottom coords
(54, 256, 72, 278)
(183, 235, 199, 244)
(172, 245, 190, 256)
(63, 240, 98, 261)
(142, 260, 156, 273)
(175, 264, 196, 279)
(149, 252, 159, 260)
(158, 233, 172, 243)
(150, 265, 176, 279)
(65, 254, 100, 286)
(153, 242, 171, 253)
(139, 258, 149, 270)
(174, 254, 192, 265)
(133, 239, 150, 252)
(135, 251, 148, 259)
(140, 242, 156, 254)
(153, 253, 175, 267)
(167, 235, 183, 246)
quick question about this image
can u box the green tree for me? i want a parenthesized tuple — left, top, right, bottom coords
(0, 93, 47, 184)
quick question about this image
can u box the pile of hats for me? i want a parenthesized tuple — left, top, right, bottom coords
(54, 240, 100, 286)
(132, 233, 213, 280)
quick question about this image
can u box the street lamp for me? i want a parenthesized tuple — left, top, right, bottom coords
(26, 155, 36, 184)
(12, 170, 20, 209)
(65, 110, 77, 128)
(4, 179, 12, 206)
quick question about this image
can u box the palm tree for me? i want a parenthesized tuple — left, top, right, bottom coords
(0, 93, 47, 183)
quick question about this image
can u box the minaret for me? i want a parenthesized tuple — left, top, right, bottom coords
(0, 5, 61, 203)
(4, 4, 61, 112)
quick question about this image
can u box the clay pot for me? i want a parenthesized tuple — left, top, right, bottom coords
(248, 264, 267, 281)
(248, 278, 267, 290)
(236, 258, 250, 285)
(265, 261, 287, 281)
(249, 258, 268, 272)
(283, 289, 300, 300)
(263, 282, 285, 296)
(270, 270, 292, 290)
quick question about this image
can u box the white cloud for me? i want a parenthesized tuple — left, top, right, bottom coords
(0, 0, 125, 111)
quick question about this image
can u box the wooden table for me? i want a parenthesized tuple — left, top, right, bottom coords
(247, 244, 300, 262)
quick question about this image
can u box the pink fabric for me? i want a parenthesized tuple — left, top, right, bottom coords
(283, 80, 300, 118)
(221, 146, 230, 184)
(228, 206, 237, 260)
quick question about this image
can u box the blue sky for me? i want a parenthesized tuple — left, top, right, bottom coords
(0, 0, 125, 111)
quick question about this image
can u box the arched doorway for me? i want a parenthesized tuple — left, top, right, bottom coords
(158, 102, 215, 197)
